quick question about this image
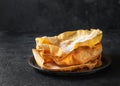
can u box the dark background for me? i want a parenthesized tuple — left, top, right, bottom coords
(0, 0, 120, 86)
(0, 0, 120, 33)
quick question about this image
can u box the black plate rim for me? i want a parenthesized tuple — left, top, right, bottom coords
(28, 55, 111, 75)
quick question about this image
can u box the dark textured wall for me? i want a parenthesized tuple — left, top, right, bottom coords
(0, 0, 120, 32)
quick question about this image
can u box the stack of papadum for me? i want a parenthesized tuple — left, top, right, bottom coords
(32, 29, 103, 72)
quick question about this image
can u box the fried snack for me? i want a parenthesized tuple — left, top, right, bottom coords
(32, 29, 103, 72)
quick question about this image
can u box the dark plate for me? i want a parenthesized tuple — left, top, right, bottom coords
(28, 55, 111, 76)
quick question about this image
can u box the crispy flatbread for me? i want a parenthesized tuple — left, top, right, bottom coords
(32, 29, 103, 71)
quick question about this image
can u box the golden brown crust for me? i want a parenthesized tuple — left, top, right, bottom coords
(33, 49, 102, 72)
(53, 43, 102, 66)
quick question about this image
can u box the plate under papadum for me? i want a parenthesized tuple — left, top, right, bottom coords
(28, 55, 111, 76)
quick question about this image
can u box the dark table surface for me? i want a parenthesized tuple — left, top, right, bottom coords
(0, 29, 120, 86)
